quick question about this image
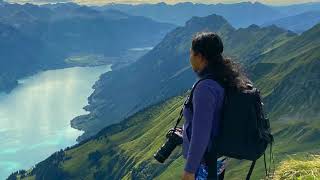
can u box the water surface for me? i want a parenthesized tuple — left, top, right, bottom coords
(0, 64, 112, 179)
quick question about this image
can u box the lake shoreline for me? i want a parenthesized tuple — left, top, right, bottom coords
(0, 64, 112, 179)
(0, 61, 122, 95)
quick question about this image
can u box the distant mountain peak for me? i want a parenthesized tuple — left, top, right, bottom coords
(42, 2, 79, 10)
(237, 1, 264, 6)
(241, 1, 254, 4)
(10, 10, 37, 21)
(156, 2, 167, 6)
(313, 22, 320, 29)
(310, 22, 320, 29)
(247, 24, 260, 30)
(103, 9, 130, 19)
(104, 9, 129, 16)
(253, 1, 265, 5)
(175, 2, 194, 6)
(302, 22, 320, 36)
(185, 14, 231, 30)
(261, 24, 290, 33)
(24, 2, 36, 7)
(0, 23, 19, 38)
(74, 5, 100, 15)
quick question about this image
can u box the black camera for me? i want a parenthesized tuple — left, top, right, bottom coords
(154, 127, 183, 163)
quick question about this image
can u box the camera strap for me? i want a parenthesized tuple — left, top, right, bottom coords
(173, 107, 184, 130)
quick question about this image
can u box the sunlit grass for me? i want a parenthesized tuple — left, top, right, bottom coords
(274, 154, 320, 180)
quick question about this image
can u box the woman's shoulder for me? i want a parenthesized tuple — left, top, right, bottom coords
(195, 79, 224, 94)
(192, 78, 225, 101)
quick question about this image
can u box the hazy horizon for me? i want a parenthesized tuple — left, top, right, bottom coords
(4, 0, 320, 6)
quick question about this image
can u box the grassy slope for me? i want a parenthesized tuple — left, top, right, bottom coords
(11, 93, 272, 179)
(15, 92, 319, 179)
(274, 154, 320, 179)
(253, 47, 320, 119)
(61, 95, 186, 179)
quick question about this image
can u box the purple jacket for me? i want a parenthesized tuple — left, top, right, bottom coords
(182, 70, 225, 173)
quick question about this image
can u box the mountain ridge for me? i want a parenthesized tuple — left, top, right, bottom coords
(262, 10, 320, 33)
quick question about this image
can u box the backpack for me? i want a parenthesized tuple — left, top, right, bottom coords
(175, 74, 274, 179)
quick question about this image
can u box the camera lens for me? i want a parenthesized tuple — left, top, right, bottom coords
(154, 132, 183, 163)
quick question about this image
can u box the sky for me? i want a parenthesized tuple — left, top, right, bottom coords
(4, 0, 320, 6)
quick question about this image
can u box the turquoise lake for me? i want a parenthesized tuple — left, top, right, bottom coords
(0, 65, 112, 179)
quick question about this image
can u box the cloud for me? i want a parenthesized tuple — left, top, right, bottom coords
(6, 0, 72, 4)
(5, 0, 320, 6)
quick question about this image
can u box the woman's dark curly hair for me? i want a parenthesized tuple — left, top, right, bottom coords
(191, 31, 252, 90)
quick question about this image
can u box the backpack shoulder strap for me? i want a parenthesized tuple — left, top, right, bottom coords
(174, 75, 217, 129)
(185, 75, 217, 107)
(246, 161, 256, 180)
(205, 141, 218, 179)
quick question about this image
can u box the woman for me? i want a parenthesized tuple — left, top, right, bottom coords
(181, 32, 251, 180)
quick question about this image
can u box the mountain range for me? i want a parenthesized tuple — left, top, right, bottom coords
(0, 2, 175, 93)
(8, 18, 320, 178)
(1, 1, 319, 93)
(96, 2, 283, 28)
(96, 1, 320, 33)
